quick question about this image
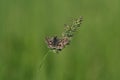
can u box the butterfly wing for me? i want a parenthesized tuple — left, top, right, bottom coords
(56, 37, 69, 51)
(45, 37, 55, 49)
(45, 36, 59, 50)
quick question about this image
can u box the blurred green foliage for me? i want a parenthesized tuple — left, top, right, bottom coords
(0, 0, 120, 80)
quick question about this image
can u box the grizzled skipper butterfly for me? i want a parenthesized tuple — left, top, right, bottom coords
(45, 36, 69, 52)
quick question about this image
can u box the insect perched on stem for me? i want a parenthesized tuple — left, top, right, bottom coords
(45, 36, 69, 53)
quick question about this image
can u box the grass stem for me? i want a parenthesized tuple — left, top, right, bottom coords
(39, 50, 50, 71)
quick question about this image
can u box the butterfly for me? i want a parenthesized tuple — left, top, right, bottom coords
(45, 36, 70, 52)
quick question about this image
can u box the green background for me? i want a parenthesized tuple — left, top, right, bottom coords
(0, 0, 120, 80)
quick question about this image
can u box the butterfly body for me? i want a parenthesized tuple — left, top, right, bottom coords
(52, 36, 59, 46)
